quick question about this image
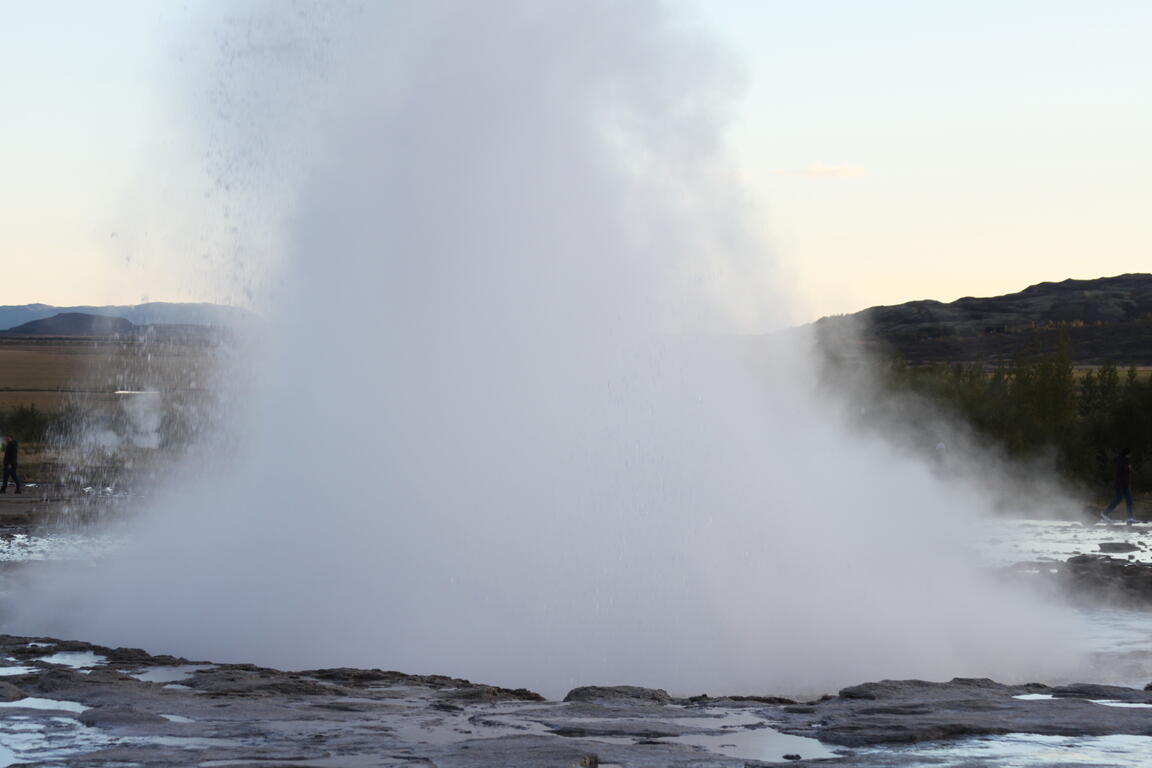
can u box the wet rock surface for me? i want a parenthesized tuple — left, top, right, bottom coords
(563, 685, 673, 704)
(1098, 542, 1141, 553)
(994, 520, 1152, 606)
(1015, 553, 1152, 607)
(0, 486, 129, 537)
(1, 635, 1152, 766)
(780, 677, 1152, 747)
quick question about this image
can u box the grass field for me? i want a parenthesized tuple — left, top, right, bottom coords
(0, 335, 222, 483)
(0, 336, 215, 412)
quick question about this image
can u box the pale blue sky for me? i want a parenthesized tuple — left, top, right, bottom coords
(703, 0, 1152, 319)
(2, 1, 1149, 322)
(1, 2, 189, 303)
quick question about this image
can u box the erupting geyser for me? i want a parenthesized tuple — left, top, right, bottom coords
(11, 0, 1079, 697)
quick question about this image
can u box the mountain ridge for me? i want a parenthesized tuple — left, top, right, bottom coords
(815, 273, 1152, 365)
(2, 311, 230, 343)
(0, 301, 252, 332)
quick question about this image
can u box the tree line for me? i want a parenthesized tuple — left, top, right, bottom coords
(883, 340, 1151, 493)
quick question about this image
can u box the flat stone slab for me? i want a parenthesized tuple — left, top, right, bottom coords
(1, 635, 1151, 766)
(780, 677, 1152, 747)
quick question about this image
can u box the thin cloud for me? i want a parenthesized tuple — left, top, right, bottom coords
(776, 164, 867, 178)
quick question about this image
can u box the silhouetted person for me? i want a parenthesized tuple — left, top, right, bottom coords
(1100, 447, 1134, 524)
(1, 436, 21, 495)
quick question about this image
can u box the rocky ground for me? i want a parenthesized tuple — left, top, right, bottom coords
(994, 521, 1152, 608)
(1, 634, 1151, 767)
(0, 486, 127, 535)
(4, 514, 1152, 766)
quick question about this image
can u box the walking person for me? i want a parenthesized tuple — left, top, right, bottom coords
(1, 436, 22, 494)
(1100, 447, 1134, 524)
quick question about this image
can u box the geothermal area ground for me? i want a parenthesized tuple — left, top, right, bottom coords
(1, 494, 1152, 766)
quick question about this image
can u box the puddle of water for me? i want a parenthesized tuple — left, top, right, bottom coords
(577, 736, 637, 746)
(37, 651, 106, 669)
(0, 533, 123, 562)
(528, 707, 840, 762)
(0, 714, 236, 768)
(979, 519, 1152, 566)
(547, 710, 841, 763)
(1008, 693, 1152, 709)
(387, 715, 549, 745)
(1073, 607, 1152, 689)
(141, 736, 243, 748)
(129, 665, 212, 683)
(161, 714, 196, 723)
(384, 704, 645, 747)
(163, 683, 193, 691)
(661, 725, 839, 762)
(0, 697, 88, 713)
(0, 716, 116, 768)
(200, 760, 367, 768)
(0, 666, 34, 676)
(871, 732, 1152, 767)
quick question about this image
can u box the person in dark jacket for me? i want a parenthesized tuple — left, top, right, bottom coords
(1, 436, 21, 494)
(1100, 447, 1134, 524)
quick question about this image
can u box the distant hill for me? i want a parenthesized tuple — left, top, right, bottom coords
(7, 313, 137, 336)
(3, 312, 230, 343)
(0, 302, 252, 332)
(815, 274, 1152, 365)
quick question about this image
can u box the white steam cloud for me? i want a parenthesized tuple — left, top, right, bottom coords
(9, 0, 1081, 697)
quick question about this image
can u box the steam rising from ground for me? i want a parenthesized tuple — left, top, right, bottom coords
(12, 1, 1082, 696)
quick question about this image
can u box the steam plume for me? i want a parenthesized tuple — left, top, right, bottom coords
(9, 0, 1080, 697)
